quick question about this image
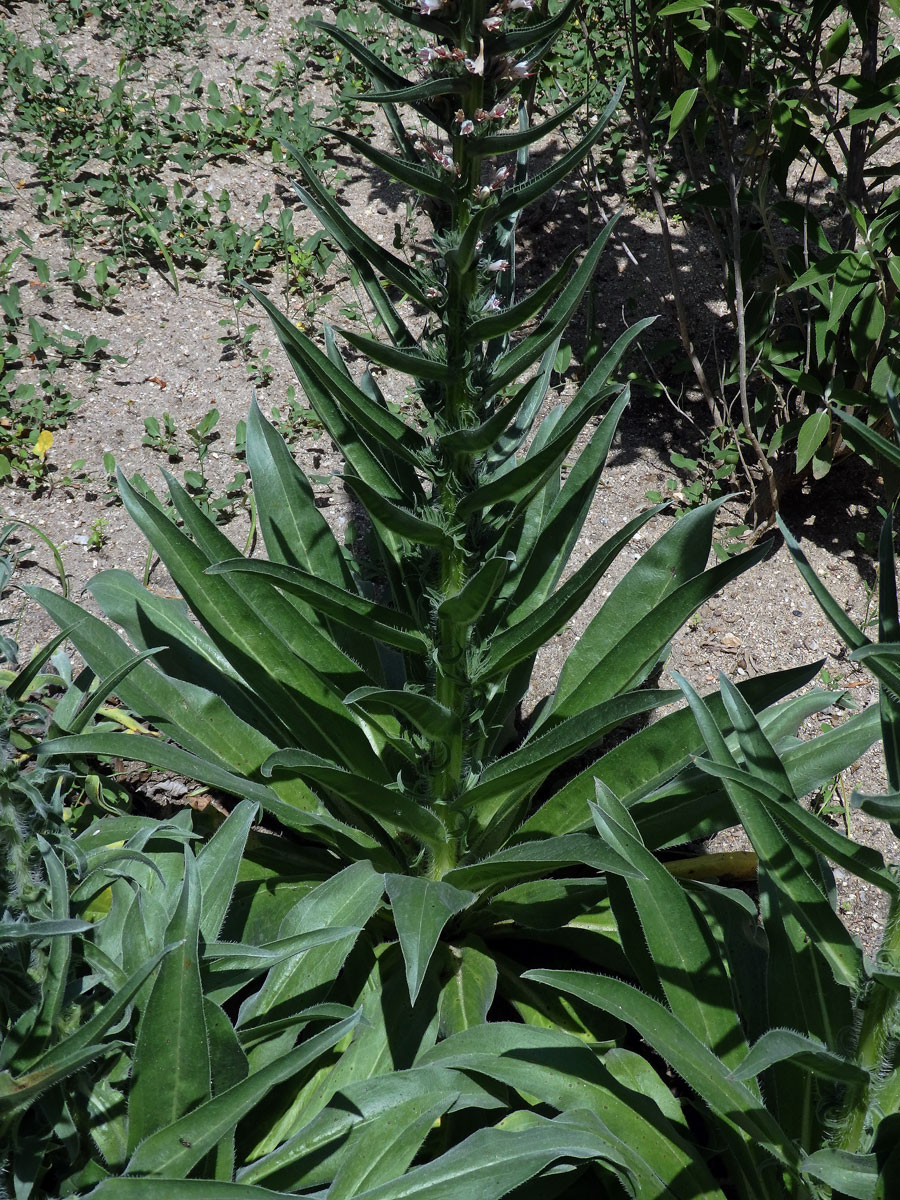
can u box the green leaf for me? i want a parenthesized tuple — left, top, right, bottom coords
(0, 918, 93, 941)
(197, 800, 258, 942)
(523, 970, 798, 1168)
(127, 848, 211, 1152)
(343, 474, 453, 549)
(338, 326, 454, 383)
(796, 410, 831, 472)
(122, 1012, 362, 1179)
(443, 832, 643, 891)
(328, 1095, 456, 1199)
(732, 1029, 870, 1085)
(469, 94, 590, 156)
(550, 538, 770, 720)
(262, 748, 447, 848)
(438, 556, 513, 627)
(0, 1042, 127, 1118)
(668, 87, 699, 141)
(344, 688, 458, 742)
(493, 82, 624, 221)
(589, 784, 749, 1071)
(438, 939, 498, 1036)
(319, 124, 450, 200)
(89, 1183, 299, 1199)
(207, 559, 429, 654)
(463, 690, 676, 810)
(467, 250, 578, 344)
(384, 876, 475, 1004)
(801, 1148, 878, 1199)
(489, 217, 619, 390)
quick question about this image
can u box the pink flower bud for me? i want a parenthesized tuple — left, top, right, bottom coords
(459, 119, 475, 135)
(482, 14, 503, 30)
(482, 293, 501, 311)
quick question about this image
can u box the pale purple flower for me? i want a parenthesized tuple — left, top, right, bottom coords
(486, 258, 509, 273)
(482, 14, 503, 30)
(459, 119, 475, 135)
(464, 56, 484, 75)
(506, 59, 532, 79)
(488, 100, 511, 119)
(508, 0, 533, 10)
(482, 293, 501, 312)
(490, 164, 512, 188)
(474, 185, 492, 202)
(418, 46, 438, 63)
(417, 0, 443, 14)
(425, 287, 442, 299)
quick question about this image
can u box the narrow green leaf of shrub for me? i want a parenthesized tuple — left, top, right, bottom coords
(282, 144, 429, 305)
(127, 847, 211, 1152)
(196, 800, 259, 942)
(207, 559, 429, 654)
(444, 832, 643, 891)
(590, 784, 750, 1071)
(493, 82, 624, 221)
(523, 969, 799, 1168)
(489, 220, 618, 389)
(0, 919, 93, 942)
(439, 940, 498, 1036)
(28, 841, 72, 1055)
(469, 94, 588, 155)
(486, 0, 579, 53)
(338, 327, 454, 383)
(796, 410, 831, 472)
(732, 1029, 870, 1085)
(801, 1148, 878, 1199)
(344, 688, 458, 741)
(328, 1096, 456, 1199)
(123, 1012, 361, 1178)
(385, 875, 475, 1004)
(263, 748, 447, 847)
(204, 929, 357, 975)
(0, 1042, 127, 1118)
(438, 556, 513, 627)
(463, 690, 677, 807)
(342, 474, 453, 549)
(674, 672, 865, 991)
(668, 87, 699, 141)
(88, 1183, 299, 1200)
(467, 250, 578, 344)
(318, 125, 449, 200)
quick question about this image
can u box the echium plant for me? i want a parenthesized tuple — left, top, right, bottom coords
(13, 0, 881, 1194)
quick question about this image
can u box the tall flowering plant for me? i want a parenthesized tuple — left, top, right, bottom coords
(20, 0, 881, 1194)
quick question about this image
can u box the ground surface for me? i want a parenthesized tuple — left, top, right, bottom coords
(2, 0, 897, 952)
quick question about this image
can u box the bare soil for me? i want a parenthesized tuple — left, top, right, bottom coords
(2, 0, 897, 953)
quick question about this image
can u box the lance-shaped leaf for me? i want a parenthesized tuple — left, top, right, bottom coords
(493, 81, 624, 221)
(437, 555, 513, 627)
(196, 800, 258, 943)
(319, 123, 450, 200)
(732, 1029, 870, 1085)
(87, 1182, 299, 1199)
(437, 367, 547, 455)
(443, 832, 643, 891)
(246, 396, 354, 589)
(328, 1095, 456, 1199)
(590, 783, 750, 1071)
(487, 343, 560, 468)
(123, 1012, 362, 1179)
(0, 919, 93, 942)
(674, 672, 865, 991)
(469, 93, 590, 155)
(438, 939, 498, 1036)
(462, 689, 677, 808)
(206, 559, 429, 655)
(480, 506, 662, 679)
(457, 383, 620, 518)
(418, 1022, 726, 1197)
(38, 732, 396, 869)
(501, 371, 644, 622)
(486, 0, 579, 53)
(466, 249, 578, 344)
(344, 688, 458, 742)
(523, 969, 800, 1169)
(342, 474, 454, 548)
(284, 143, 430, 304)
(550, 539, 771, 721)
(338, 326, 455, 383)
(801, 1149, 878, 1199)
(114, 471, 380, 773)
(245, 287, 428, 470)
(489, 218, 619, 389)
(127, 848, 211, 1152)
(384, 875, 476, 1003)
(262, 748, 448, 847)
(0, 1041, 127, 1118)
